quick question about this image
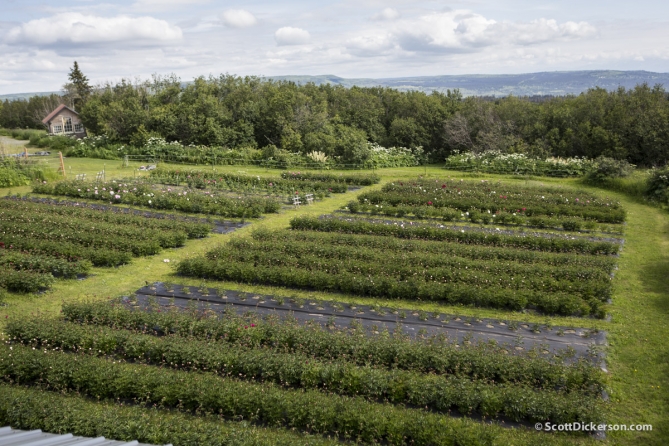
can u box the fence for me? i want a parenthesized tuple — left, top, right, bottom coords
(122, 154, 380, 171)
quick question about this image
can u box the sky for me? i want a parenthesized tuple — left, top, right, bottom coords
(1, 0, 668, 94)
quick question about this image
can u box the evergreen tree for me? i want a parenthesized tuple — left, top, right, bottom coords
(63, 61, 91, 110)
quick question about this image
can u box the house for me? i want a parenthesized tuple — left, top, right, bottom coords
(42, 104, 86, 138)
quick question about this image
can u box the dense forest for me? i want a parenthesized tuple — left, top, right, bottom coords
(1, 74, 668, 166)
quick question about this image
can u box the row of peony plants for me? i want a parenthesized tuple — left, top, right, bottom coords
(177, 253, 603, 316)
(0, 385, 340, 446)
(356, 179, 625, 223)
(6, 197, 212, 238)
(63, 300, 605, 392)
(210, 236, 611, 301)
(0, 199, 210, 269)
(149, 168, 380, 195)
(260, 228, 617, 271)
(0, 345, 496, 446)
(32, 179, 280, 218)
(6, 317, 603, 425)
(347, 201, 617, 232)
(289, 216, 620, 255)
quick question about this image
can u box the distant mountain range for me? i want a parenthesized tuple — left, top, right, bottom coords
(2, 70, 668, 101)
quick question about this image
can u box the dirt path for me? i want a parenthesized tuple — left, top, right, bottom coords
(0, 135, 28, 147)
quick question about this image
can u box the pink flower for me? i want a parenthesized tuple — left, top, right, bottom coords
(114, 194, 121, 199)
(427, 201, 433, 205)
(94, 191, 98, 195)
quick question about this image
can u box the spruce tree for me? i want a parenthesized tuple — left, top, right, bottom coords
(64, 61, 91, 109)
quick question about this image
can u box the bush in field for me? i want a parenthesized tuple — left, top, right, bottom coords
(585, 157, 636, 183)
(646, 167, 669, 204)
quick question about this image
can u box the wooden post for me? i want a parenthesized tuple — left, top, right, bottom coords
(24, 147, 29, 160)
(58, 151, 66, 177)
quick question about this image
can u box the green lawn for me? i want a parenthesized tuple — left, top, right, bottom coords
(1, 154, 668, 445)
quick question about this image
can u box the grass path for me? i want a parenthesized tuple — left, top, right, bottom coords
(1, 159, 668, 445)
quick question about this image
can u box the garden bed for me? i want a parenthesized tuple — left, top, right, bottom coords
(19, 196, 248, 234)
(0, 198, 211, 292)
(133, 283, 607, 364)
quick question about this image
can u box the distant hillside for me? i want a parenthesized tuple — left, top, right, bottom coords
(267, 71, 669, 96)
(3, 70, 669, 100)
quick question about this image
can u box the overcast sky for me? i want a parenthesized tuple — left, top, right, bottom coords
(1, 0, 668, 94)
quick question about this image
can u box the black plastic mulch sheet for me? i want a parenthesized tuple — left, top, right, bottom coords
(133, 283, 607, 367)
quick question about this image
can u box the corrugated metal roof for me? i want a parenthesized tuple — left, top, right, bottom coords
(0, 427, 172, 446)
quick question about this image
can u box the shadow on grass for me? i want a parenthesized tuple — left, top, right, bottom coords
(640, 245, 669, 442)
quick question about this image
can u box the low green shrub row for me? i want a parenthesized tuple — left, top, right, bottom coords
(280, 171, 381, 185)
(0, 345, 495, 446)
(177, 256, 602, 316)
(0, 250, 91, 278)
(150, 168, 351, 195)
(289, 216, 620, 255)
(358, 184, 625, 223)
(0, 220, 165, 257)
(213, 236, 611, 301)
(3, 197, 213, 238)
(259, 229, 617, 271)
(0, 384, 338, 446)
(0, 198, 207, 267)
(33, 180, 281, 218)
(62, 301, 605, 392)
(6, 319, 603, 424)
(1, 202, 190, 245)
(347, 201, 614, 232)
(0, 267, 54, 293)
(0, 237, 131, 267)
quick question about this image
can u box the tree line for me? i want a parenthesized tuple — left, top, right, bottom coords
(1, 72, 668, 166)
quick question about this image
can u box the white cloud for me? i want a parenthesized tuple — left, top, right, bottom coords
(275, 27, 310, 46)
(346, 34, 395, 57)
(5, 13, 182, 46)
(221, 9, 257, 28)
(372, 8, 400, 21)
(381, 10, 597, 53)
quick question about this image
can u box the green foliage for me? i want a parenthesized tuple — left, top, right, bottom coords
(178, 227, 609, 316)
(62, 300, 606, 393)
(0, 384, 338, 446)
(585, 157, 636, 183)
(0, 267, 55, 293)
(289, 216, 620, 255)
(0, 158, 59, 187)
(0, 198, 210, 268)
(4, 80, 669, 167)
(358, 178, 626, 223)
(444, 151, 594, 177)
(645, 166, 669, 204)
(1, 344, 496, 446)
(7, 318, 604, 424)
(33, 179, 281, 218)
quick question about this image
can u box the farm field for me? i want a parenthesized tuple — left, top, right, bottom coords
(0, 155, 667, 446)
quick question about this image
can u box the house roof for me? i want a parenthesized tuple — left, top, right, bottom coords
(42, 104, 78, 124)
(0, 426, 172, 446)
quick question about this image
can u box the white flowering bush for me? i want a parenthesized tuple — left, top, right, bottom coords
(361, 143, 423, 168)
(444, 151, 594, 177)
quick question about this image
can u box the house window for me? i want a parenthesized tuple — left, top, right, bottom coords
(74, 123, 84, 133)
(63, 117, 73, 133)
(53, 125, 63, 134)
